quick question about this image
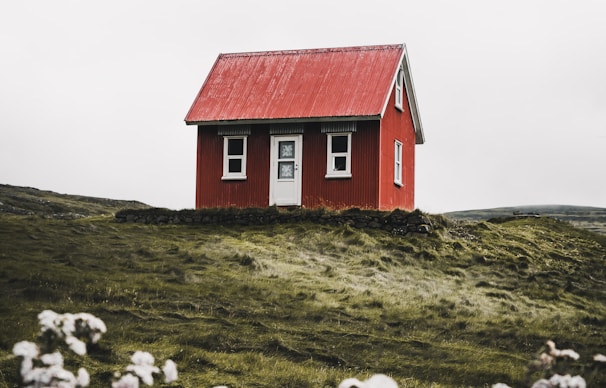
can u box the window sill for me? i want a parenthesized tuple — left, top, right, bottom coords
(221, 176, 247, 181)
(325, 173, 352, 179)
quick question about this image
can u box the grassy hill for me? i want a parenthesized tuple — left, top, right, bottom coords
(0, 184, 149, 218)
(1, 186, 605, 387)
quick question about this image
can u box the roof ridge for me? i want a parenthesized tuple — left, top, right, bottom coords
(219, 44, 403, 58)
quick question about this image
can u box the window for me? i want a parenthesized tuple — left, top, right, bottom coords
(222, 136, 247, 180)
(395, 65, 404, 111)
(326, 133, 352, 178)
(394, 140, 403, 186)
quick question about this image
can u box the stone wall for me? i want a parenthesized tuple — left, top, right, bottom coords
(114, 207, 434, 235)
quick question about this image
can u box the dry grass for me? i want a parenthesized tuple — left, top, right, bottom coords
(1, 193, 605, 386)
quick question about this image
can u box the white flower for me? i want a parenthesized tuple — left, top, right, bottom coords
(23, 365, 77, 387)
(125, 364, 159, 386)
(75, 313, 107, 343)
(559, 348, 580, 360)
(530, 379, 551, 388)
(13, 341, 40, 377)
(594, 353, 606, 362)
(549, 374, 569, 386)
(545, 340, 580, 360)
(77, 367, 90, 387)
(162, 359, 178, 383)
(338, 374, 398, 388)
(13, 341, 39, 359)
(131, 351, 155, 366)
(568, 375, 587, 388)
(38, 310, 59, 332)
(19, 357, 34, 377)
(40, 351, 64, 367)
(492, 384, 512, 388)
(65, 335, 87, 356)
(547, 374, 585, 388)
(112, 373, 140, 388)
(51, 364, 78, 385)
(125, 353, 159, 386)
(59, 313, 77, 337)
(23, 367, 53, 386)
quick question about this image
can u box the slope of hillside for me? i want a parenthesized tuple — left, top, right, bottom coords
(1, 186, 605, 387)
(0, 184, 149, 218)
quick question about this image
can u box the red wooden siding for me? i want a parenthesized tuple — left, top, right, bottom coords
(196, 126, 269, 208)
(196, 123, 384, 209)
(377, 86, 417, 210)
(301, 122, 380, 209)
(195, 96, 416, 210)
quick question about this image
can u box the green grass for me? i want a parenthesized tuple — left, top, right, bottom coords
(1, 201, 605, 386)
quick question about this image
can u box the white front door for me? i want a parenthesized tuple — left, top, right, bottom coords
(269, 135, 302, 206)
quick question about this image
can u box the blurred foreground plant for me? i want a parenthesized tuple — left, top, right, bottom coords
(12, 310, 178, 388)
(492, 340, 606, 388)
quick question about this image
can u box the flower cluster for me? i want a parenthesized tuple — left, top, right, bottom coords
(37, 310, 107, 356)
(13, 340, 90, 388)
(112, 351, 178, 387)
(492, 340, 606, 388)
(13, 310, 178, 387)
(12, 310, 106, 387)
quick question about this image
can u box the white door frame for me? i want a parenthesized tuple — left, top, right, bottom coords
(269, 135, 302, 206)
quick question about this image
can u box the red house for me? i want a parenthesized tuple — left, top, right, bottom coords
(184, 44, 425, 210)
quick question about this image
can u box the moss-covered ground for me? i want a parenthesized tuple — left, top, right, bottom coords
(1, 191, 605, 387)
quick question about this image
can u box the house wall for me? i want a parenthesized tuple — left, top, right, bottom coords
(196, 122, 382, 209)
(377, 86, 417, 210)
(301, 122, 380, 209)
(196, 126, 270, 208)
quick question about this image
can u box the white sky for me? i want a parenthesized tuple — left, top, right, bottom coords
(2, 0, 605, 213)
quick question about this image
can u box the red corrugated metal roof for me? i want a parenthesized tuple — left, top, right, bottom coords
(185, 44, 405, 124)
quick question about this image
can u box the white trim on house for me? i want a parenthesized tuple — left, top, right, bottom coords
(269, 135, 303, 206)
(378, 44, 425, 145)
(325, 132, 352, 179)
(221, 136, 247, 180)
(394, 140, 403, 186)
(395, 64, 404, 111)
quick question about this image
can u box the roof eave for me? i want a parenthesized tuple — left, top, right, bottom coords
(185, 114, 382, 127)
(379, 44, 425, 144)
(401, 46, 425, 145)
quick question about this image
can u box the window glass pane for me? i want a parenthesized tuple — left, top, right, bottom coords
(332, 135, 348, 153)
(334, 156, 347, 171)
(278, 161, 295, 179)
(227, 138, 244, 155)
(279, 141, 295, 159)
(228, 158, 242, 173)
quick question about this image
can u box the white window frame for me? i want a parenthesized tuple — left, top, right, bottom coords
(222, 136, 247, 180)
(395, 65, 404, 111)
(325, 132, 352, 179)
(394, 140, 403, 186)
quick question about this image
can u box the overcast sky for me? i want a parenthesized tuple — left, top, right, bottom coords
(2, 0, 605, 213)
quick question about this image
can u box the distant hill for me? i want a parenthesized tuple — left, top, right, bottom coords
(445, 204, 606, 234)
(0, 184, 149, 218)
